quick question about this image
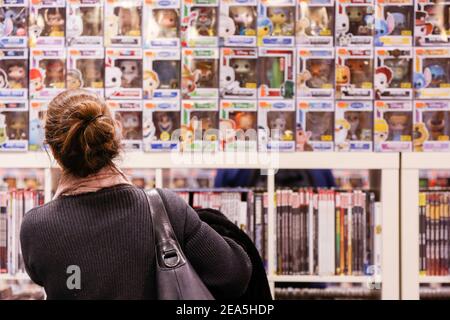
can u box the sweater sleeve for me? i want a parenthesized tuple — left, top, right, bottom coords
(159, 189, 252, 299)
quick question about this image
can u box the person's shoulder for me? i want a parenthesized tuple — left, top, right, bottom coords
(157, 188, 188, 212)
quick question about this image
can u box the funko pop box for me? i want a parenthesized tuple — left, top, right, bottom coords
(104, 0, 142, 47)
(258, 100, 296, 152)
(143, 48, 180, 101)
(335, 101, 373, 152)
(29, 47, 66, 100)
(107, 100, 143, 151)
(29, 100, 48, 151)
(257, 0, 295, 47)
(66, 0, 104, 47)
(0, 49, 28, 100)
(335, 0, 374, 47)
(296, 0, 334, 47)
(220, 47, 257, 100)
(29, 0, 66, 47)
(0, 100, 28, 152)
(374, 0, 413, 47)
(374, 100, 412, 152)
(143, 0, 180, 49)
(415, 0, 450, 47)
(220, 100, 258, 152)
(67, 47, 104, 96)
(297, 47, 334, 99)
(105, 48, 143, 100)
(180, 0, 219, 48)
(296, 99, 334, 152)
(143, 100, 181, 152)
(0, 0, 28, 48)
(219, 0, 257, 47)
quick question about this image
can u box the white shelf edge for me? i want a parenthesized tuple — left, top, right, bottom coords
(419, 276, 450, 284)
(402, 153, 450, 170)
(269, 275, 380, 283)
(0, 273, 30, 281)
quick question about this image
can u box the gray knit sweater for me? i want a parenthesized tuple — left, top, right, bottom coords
(20, 185, 252, 300)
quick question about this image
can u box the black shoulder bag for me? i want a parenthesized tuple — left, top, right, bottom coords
(145, 189, 214, 300)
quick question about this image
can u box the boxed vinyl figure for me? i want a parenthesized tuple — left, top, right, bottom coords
(180, 100, 219, 152)
(220, 47, 257, 100)
(181, 47, 219, 100)
(29, 0, 65, 47)
(414, 47, 450, 99)
(0, 49, 28, 99)
(0, 0, 28, 48)
(105, 48, 143, 100)
(28, 100, 48, 151)
(336, 47, 373, 100)
(219, 0, 257, 47)
(29, 47, 66, 100)
(296, 100, 334, 152)
(297, 47, 334, 99)
(180, 0, 219, 47)
(335, 0, 374, 47)
(375, 47, 413, 100)
(258, 100, 296, 152)
(413, 100, 450, 152)
(143, 100, 180, 152)
(67, 47, 104, 96)
(335, 101, 373, 152)
(296, 0, 334, 46)
(257, 47, 295, 99)
(104, 0, 142, 47)
(374, 100, 412, 152)
(66, 0, 103, 46)
(107, 100, 143, 151)
(374, 0, 413, 47)
(257, 0, 295, 46)
(0, 100, 28, 152)
(143, 49, 180, 100)
(220, 100, 257, 151)
(143, 0, 180, 48)
(415, 0, 450, 46)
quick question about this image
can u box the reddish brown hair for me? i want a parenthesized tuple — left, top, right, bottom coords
(45, 89, 121, 177)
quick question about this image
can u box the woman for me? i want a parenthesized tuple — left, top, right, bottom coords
(20, 90, 252, 299)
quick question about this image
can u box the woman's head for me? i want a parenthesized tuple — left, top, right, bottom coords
(46, 89, 121, 177)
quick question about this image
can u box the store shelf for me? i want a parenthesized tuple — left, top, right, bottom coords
(419, 276, 450, 284)
(269, 275, 380, 284)
(402, 153, 450, 170)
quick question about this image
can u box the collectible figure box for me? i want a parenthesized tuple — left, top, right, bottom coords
(297, 47, 334, 99)
(180, 99, 219, 152)
(257, 47, 295, 99)
(374, 100, 412, 152)
(375, 47, 413, 100)
(143, 0, 180, 48)
(0, 49, 28, 100)
(181, 47, 219, 99)
(0, 100, 28, 152)
(335, 101, 373, 152)
(105, 48, 143, 100)
(296, 0, 334, 47)
(220, 47, 257, 100)
(414, 47, 450, 99)
(29, 100, 48, 151)
(336, 47, 373, 100)
(107, 100, 143, 151)
(30, 47, 66, 100)
(66, 0, 103, 46)
(220, 100, 257, 151)
(335, 0, 374, 47)
(414, 100, 450, 152)
(219, 0, 257, 47)
(29, 0, 66, 47)
(374, 0, 413, 47)
(104, 0, 142, 47)
(143, 100, 180, 152)
(180, 0, 219, 47)
(258, 100, 296, 152)
(415, 0, 450, 46)
(257, 0, 295, 46)
(67, 47, 104, 96)
(143, 48, 180, 100)
(0, 0, 28, 48)
(296, 100, 334, 152)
